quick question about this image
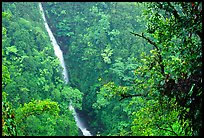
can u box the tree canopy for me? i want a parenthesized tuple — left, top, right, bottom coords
(2, 2, 202, 136)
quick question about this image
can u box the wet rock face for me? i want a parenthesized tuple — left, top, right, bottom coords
(78, 128, 83, 136)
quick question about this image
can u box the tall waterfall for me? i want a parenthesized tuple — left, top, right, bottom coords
(39, 3, 92, 136)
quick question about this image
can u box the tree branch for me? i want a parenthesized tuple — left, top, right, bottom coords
(167, 2, 181, 21)
(130, 32, 159, 51)
(156, 124, 178, 136)
(130, 32, 165, 76)
(119, 93, 146, 101)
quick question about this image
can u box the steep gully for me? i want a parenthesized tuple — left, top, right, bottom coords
(39, 3, 92, 136)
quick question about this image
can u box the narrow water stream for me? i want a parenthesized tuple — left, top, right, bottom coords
(39, 3, 92, 136)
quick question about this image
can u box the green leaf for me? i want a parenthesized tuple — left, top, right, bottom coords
(6, 46, 18, 54)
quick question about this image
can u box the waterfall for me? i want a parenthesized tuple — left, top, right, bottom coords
(39, 3, 92, 136)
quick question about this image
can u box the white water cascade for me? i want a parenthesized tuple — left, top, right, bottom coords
(39, 3, 92, 136)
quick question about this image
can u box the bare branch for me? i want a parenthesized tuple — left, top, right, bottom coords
(130, 32, 165, 76)
(130, 32, 159, 51)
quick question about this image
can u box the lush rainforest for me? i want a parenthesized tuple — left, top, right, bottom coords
(2, 2, 202, 136)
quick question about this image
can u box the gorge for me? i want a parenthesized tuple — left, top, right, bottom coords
(39, 3, 92, 136)
(2, 2, 201, 136)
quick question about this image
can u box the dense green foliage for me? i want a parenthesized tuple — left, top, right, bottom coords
(43, 2, 202, 136)
(2, 2, 81, 136)
(2, 92, 17, 136)
(2, 2, 202, 136)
